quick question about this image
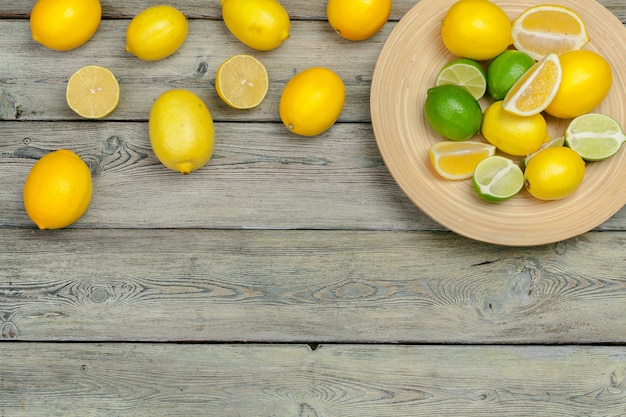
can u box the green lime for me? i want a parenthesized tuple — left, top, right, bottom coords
(486, 50, 536, 100)
(565, 113, 626, 161)
(436, 58, 487, 100)
(424, 84, 483, 141)
(472, 156, 524, 203)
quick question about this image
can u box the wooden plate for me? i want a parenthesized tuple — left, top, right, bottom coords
(371, 0, 626, 246)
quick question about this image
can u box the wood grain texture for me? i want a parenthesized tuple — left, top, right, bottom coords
(2, 122, 625, 230)
(1, 228, 625, 343)
(0, 19, 386, 122)
(1, 343, 625, 416)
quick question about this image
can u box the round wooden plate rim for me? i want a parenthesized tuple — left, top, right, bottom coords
(371, 0, 626, 246)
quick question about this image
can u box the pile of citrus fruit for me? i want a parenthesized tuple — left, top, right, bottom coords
(22, 0, 392, 229)
(425, 0, 625, 203)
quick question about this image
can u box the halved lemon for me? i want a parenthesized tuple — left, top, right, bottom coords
(215, 54, 269, 110)
(511, 4, 589, 60)
(429, 141, 496, 180)
(502, 53, 561, 117)
(66, 65, 120, 119)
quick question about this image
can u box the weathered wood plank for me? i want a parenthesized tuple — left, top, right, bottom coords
(0, 19, 387, 122)
(3, 121, 626, 231)
(1, 343, 625, 416)
(2, 0, 625, 21)
(1, 228, 625, 343)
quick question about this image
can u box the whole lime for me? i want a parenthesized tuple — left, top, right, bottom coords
(487, 50, 536, 100)
(424, 84, 482, 141)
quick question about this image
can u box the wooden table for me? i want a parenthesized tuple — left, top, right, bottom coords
(2, 1, 626, 415)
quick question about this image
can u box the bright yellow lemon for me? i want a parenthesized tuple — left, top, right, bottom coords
(221, 0, 290, 51)
(126, 5, 188, 61)
(279, 67, 346, 137)
(30, 0, 101, 51)
(326, 0, 392, 41)
(23, 149, 93, 229)
(149, 90, 215, 174)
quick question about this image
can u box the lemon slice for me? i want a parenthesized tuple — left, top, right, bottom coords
(66, 65, 120, 119)
(436, 58, 487, 100)
(565, 113, 626, 161)
(502, 53, 561, 117)
(216, 54, 269, 110)
(472, 156, 524, 203)
(429, 141, 495, 180)
(512, 4, 589, 60)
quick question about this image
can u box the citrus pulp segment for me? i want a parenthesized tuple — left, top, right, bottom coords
(66, 65, 120, 119)
(429, 141, 496, 180)
(511, 4, 589, 60)
(216, 54, 269, 109)
(436, 58, 487, 100)
(472, 156, 524, 203)
(565, 113, 626, 161)
(502, 53, 561, 117)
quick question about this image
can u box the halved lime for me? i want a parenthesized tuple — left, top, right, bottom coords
(436, 58, 487, 100)
(473, 156, 524, 203)
(565, 113, 626, 161)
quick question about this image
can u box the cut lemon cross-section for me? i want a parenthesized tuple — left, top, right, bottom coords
(216, 54, 269, 110)
(66, 65, 120, 119)
(502, 53, 561, 117)
(436, 58, 487, 100)
(565, 113, 626, 161)
(472, 156, 524, 203)
(511, 4, 589, 60)
(429, 141, 496, 180)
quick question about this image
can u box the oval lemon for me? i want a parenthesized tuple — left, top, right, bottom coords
(279, 67, 346, 137)
(30, 0, 101, 51)
(221, 0, 290, 51)
(149, 90, 215, 174)
(327, 0, 392, 41)
(126, 5, 188, 61)
(23, 149, 93, 230)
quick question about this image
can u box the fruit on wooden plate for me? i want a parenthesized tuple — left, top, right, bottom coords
(30, 0, 101, 51)
(429, 141, 495, 180)
(522, 135, 564, 167)
(436, 58, 487, 100)
(441, 0, 512, 61)
(149, 90, 215, 174)
(482, 101, 548, 157)
(216, 55, 269, 109)
(66, 65, 120, 119)
(524, 146, 585, 200)
(221, 0, 290, 51)
(511, 4, 589, 60)
(544, 50, 613, 119)
(502, 53, 562, 117)
(23, 149, 93, 230)
(472, 156, 524, 203)
(279, 67, 345, 137)
(424, 84, 482, 141)
(126, 5, 188, 61)
(565, 113, 626, 161)
(326, 0, 392, 41)
(486, 50, 536, 101)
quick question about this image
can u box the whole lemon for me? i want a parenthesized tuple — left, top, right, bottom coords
(441, 0, 513, 61)
(524, 146, 585, 200)
(149, 90, 215, 174)
(327, 0, 392, 41)
(30, 0, 101, 51)
(221, 0, 290, 51)
(545, 50, 613, 119)
(23, 149, 93, 230)
(424, 84, 483, 141)
(482, 101, 547, 156)
(279, 67, 346, 137)
(126, 5, 188, 61)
